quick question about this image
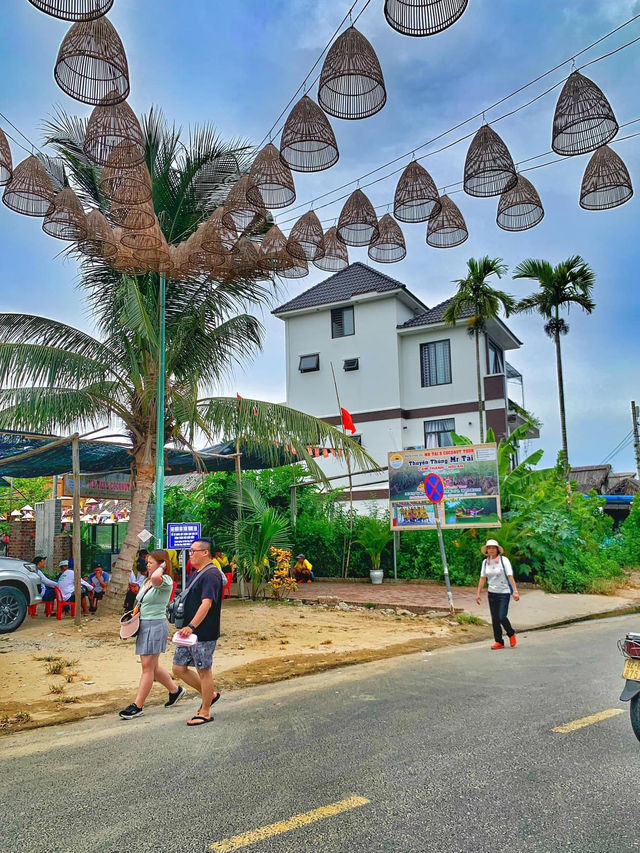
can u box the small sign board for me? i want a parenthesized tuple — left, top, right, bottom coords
(424, 473, 444, 503)
(167, 522, 202, 550)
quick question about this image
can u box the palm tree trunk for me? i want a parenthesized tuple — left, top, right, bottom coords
(554, 330, 569, 478)
(475, 330, 485, 442)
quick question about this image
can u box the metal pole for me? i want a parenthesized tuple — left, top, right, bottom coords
(435, 512, 455, 615)
(632, 401, 640, 481)
(392, 531, 398, 581)
(154, 274, 166, 548)
(71, 437, 82, 627)
(181, 548, 186, 592)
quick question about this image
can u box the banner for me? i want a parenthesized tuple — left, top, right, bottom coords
(63, 473, 132, 501)
(388, 444, 501, 530)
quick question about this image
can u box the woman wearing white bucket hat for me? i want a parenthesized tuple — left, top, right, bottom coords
(476, 539, 520, 649)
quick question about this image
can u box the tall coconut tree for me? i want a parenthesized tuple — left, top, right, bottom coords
(0, 110, 374, 607)
(512, 256, 595, 477)
(443, 257, 515, 442)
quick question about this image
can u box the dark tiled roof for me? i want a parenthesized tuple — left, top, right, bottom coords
(398, 297, 475, 328)
(272, 262, 418, 314)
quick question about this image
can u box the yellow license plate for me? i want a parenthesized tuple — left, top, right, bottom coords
(623, 658, 640, 680)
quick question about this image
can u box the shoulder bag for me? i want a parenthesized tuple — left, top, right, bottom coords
(500, 556, 514, 595)
(166, 564, 218, 628)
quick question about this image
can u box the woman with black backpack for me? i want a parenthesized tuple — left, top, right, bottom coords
(476, 539, 520, 650)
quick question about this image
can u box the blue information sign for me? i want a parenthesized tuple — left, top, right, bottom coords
(167, 522, 202, 550)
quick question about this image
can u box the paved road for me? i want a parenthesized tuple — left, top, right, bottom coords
(2, 616, 639, 853)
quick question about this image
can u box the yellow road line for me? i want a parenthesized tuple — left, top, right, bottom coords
(553, 708, 624, 733)
(210, 796, 370, 852)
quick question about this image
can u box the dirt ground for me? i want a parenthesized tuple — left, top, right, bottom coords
(0, 601, 488, 734)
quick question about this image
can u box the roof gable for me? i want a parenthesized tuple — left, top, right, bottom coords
(398, 297, 474, 328)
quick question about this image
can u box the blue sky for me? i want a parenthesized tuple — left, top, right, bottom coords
(1, 0, 639, 472)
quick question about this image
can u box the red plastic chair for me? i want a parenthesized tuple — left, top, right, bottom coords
(169, 580, 177, 602)
(28, 600, 55, 618)
(222, 572, 233, 600)
(54, 586, 75, 620)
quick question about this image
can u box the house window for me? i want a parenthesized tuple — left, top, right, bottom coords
(350, 434, 362, 445)
(488, 340, 504, 374)
(299, 353, 319, 373)
(424, 418, 455, 449)
(343, 358, 359, 371)
(331, 306, 355, 338)
(420, 340, 451, 387)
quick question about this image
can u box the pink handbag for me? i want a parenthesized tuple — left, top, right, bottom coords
(119, 584, 152, 640)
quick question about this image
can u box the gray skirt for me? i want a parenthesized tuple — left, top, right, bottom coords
(136, 618, 169, 655)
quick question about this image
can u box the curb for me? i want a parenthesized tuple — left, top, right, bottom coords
(519, 603, 640, 633)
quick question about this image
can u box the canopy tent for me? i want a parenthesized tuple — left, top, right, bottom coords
(0, 477, 10, 488)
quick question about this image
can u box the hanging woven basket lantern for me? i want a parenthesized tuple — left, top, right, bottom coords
(287, 211, 325, 261)
(0, 128, 13, 187)
(337, 189, 379, 246)
(368, 213, 406, 263)
(318, 27, 386, 120)
(2, 155, 55, 217)
(551, 71, 618, 156)
(384, 0, 468, 36)
(84, 96, 145, 167)
(42, 187, 88, 240)
(394, 160, 441, 222)
(27, 0, 114, 21)
(201, 207, 237, 254)
(280, 95, 339, 173)
(232, 237, 262, 275)
(108, 199, 155, 231)
(278, 240, 309, 279)
(260, 225, 295, 274)
(496, 174, 544, 232)
(54, 16, 130, 106)
(426, 194, 468, 247)
(222, 175, 267, 233)
(99, 154, 152, 205)
(111, 228, 146, 274)
(120, 216, 163, 251)
(579, 145, 633, 210)
(314, 226, 349, 272)
(248, 143, 295, 209)
(464, 125, 517, 197)
(81, 209, 117, 259)
(134, 243, 172, 274)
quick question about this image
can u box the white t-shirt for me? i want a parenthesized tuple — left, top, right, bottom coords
(57, 569, 92, 601)
(481, 556, 513, 594)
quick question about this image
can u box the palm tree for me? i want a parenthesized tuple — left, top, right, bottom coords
(513, 256, 595, 477)
(443, 257, 515, 442)
(0, 110, 374, 606)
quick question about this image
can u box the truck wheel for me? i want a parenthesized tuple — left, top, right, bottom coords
(0, 586, 28, 634)
(630, 695, 640, 743)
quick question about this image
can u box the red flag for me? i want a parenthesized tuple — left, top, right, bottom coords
(237, 392, 242, 411)
(341, 407, 356, 434)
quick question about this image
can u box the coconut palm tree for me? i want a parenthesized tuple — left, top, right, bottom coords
(0, 110, 374, 606)
(513, 256, 595, 477)
(443, 257, 515, 442)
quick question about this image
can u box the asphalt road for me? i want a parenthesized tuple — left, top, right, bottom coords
(2, 615, 639, 853)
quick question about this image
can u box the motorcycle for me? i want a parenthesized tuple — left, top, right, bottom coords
(618, 632, 640, 741)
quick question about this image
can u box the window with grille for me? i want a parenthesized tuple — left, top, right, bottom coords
(298, 353, 320, 373)
(343, 358, 359, 371)
(420, 340, 451, 387)
(488, 339, 504, 374)
(331, 306, 355, 338)
(424, 418, 455, 448)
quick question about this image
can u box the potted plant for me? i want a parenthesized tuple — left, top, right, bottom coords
(356, 517, 393, 584)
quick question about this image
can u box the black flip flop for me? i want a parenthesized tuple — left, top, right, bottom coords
(196, 693, 221, 716)
(187, 715, 213, 726)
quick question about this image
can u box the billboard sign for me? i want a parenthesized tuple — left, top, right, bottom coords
(388, 444, 501, 530)
(63, 473, 132, 501)
(167, 522, 202, 550)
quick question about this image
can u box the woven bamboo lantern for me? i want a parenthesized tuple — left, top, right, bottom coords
(134, 243, 172, 274)
(222, 175, 266, 233)
(42, 187, 88, 240)
(120, 216, 163, 251)
(231, 237, 262, 275)
(84, 96, 145, 167)
(54, 16, 130, 106)
(27, 0, 114, 21)
(278, 241, 309, 279)
(318, 27, 386, 120)
(259, 225, 295, 274)
(99, 155, 152, 205)
(2, 155, 55, 217)
(314, 226, 349, 272)
(552, 71, 618, 156)
(287, 211, 325, 261)
(579, 145, 633, 210)
(368, 214, 406, 263)
(280, 95, 339, 173)
(496, 175, 544, 232)
(111, 228, 146, 274)
(201, 206, 237, 253)
(463, 124, 517, 198)
(248, 143, 295, 209)
(426, 194, 468, 247)
(337, 189, 379, 246)
(0, 128, 13, 187)
(108, 200, 155, 231)
(384, 0, 468, 36)
(394, 160, 441, 222)
(81, 209, 117, 259)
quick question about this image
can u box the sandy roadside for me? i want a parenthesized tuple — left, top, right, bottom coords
(0, 600, 488, 734)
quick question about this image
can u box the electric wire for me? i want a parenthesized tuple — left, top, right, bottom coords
(601, 434, 635, 465)
(601, 429, 634, 464)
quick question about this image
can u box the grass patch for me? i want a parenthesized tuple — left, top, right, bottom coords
(456, 613, 486, 626)
(45, 661, 66, 675)
(62, 658, 79, 668)
(36, 655, 62, 663)
(0, 711, 31, 729)
(48, 684, 65, 695)
(57, 696, 79, 705)
(362, 602, 377, 610)
(585, 577, 620, 596)
(66, 673, 77, 683)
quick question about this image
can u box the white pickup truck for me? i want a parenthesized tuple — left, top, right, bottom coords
(0, 557, 41, 633)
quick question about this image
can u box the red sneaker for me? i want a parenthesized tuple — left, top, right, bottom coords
(491, 642, 505, 650)
(510, 634, 517, 647)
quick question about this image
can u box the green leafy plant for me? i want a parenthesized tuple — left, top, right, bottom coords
(355, 516, 393, 572)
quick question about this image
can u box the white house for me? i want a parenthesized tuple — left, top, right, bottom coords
(273, 262, 535, 502)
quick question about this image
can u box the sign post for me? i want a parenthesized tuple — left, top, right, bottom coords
(167, 522, 202, 551)
(424, 473, 455, 615)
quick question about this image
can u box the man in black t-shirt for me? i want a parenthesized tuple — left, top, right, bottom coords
(172, 537, 223, 726)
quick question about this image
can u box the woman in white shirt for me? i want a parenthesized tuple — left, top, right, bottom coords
(476, 539, 520, 649)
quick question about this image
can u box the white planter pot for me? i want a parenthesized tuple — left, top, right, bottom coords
(370, 570, 384, 585)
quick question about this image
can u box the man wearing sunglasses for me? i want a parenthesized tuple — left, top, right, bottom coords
(172, 537, 223, 726)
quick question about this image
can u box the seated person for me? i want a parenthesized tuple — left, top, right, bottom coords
(34, 554, 57, 603)
(124, 558, 148, 612)
(293, 554, 314, 584)
(87, 564, 110, 613)
(215, 550, 230, 570)
(56, 561, 92, 614)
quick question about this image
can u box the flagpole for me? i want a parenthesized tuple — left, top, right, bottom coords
(330, 362, 354, 579)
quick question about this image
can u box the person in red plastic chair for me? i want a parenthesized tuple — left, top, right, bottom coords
(293, 554, 314, 584)
(34, 555, 57, 604)
(57, 560, 91, 615)
(87, 564, 110, 613)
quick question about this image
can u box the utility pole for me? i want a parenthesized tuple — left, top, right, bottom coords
(632, 401, 640, 481)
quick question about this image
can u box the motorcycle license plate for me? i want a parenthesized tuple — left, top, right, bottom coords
(623, 659, 640, 680)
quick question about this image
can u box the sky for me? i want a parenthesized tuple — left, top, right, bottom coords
(0, 0, 639, 473)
